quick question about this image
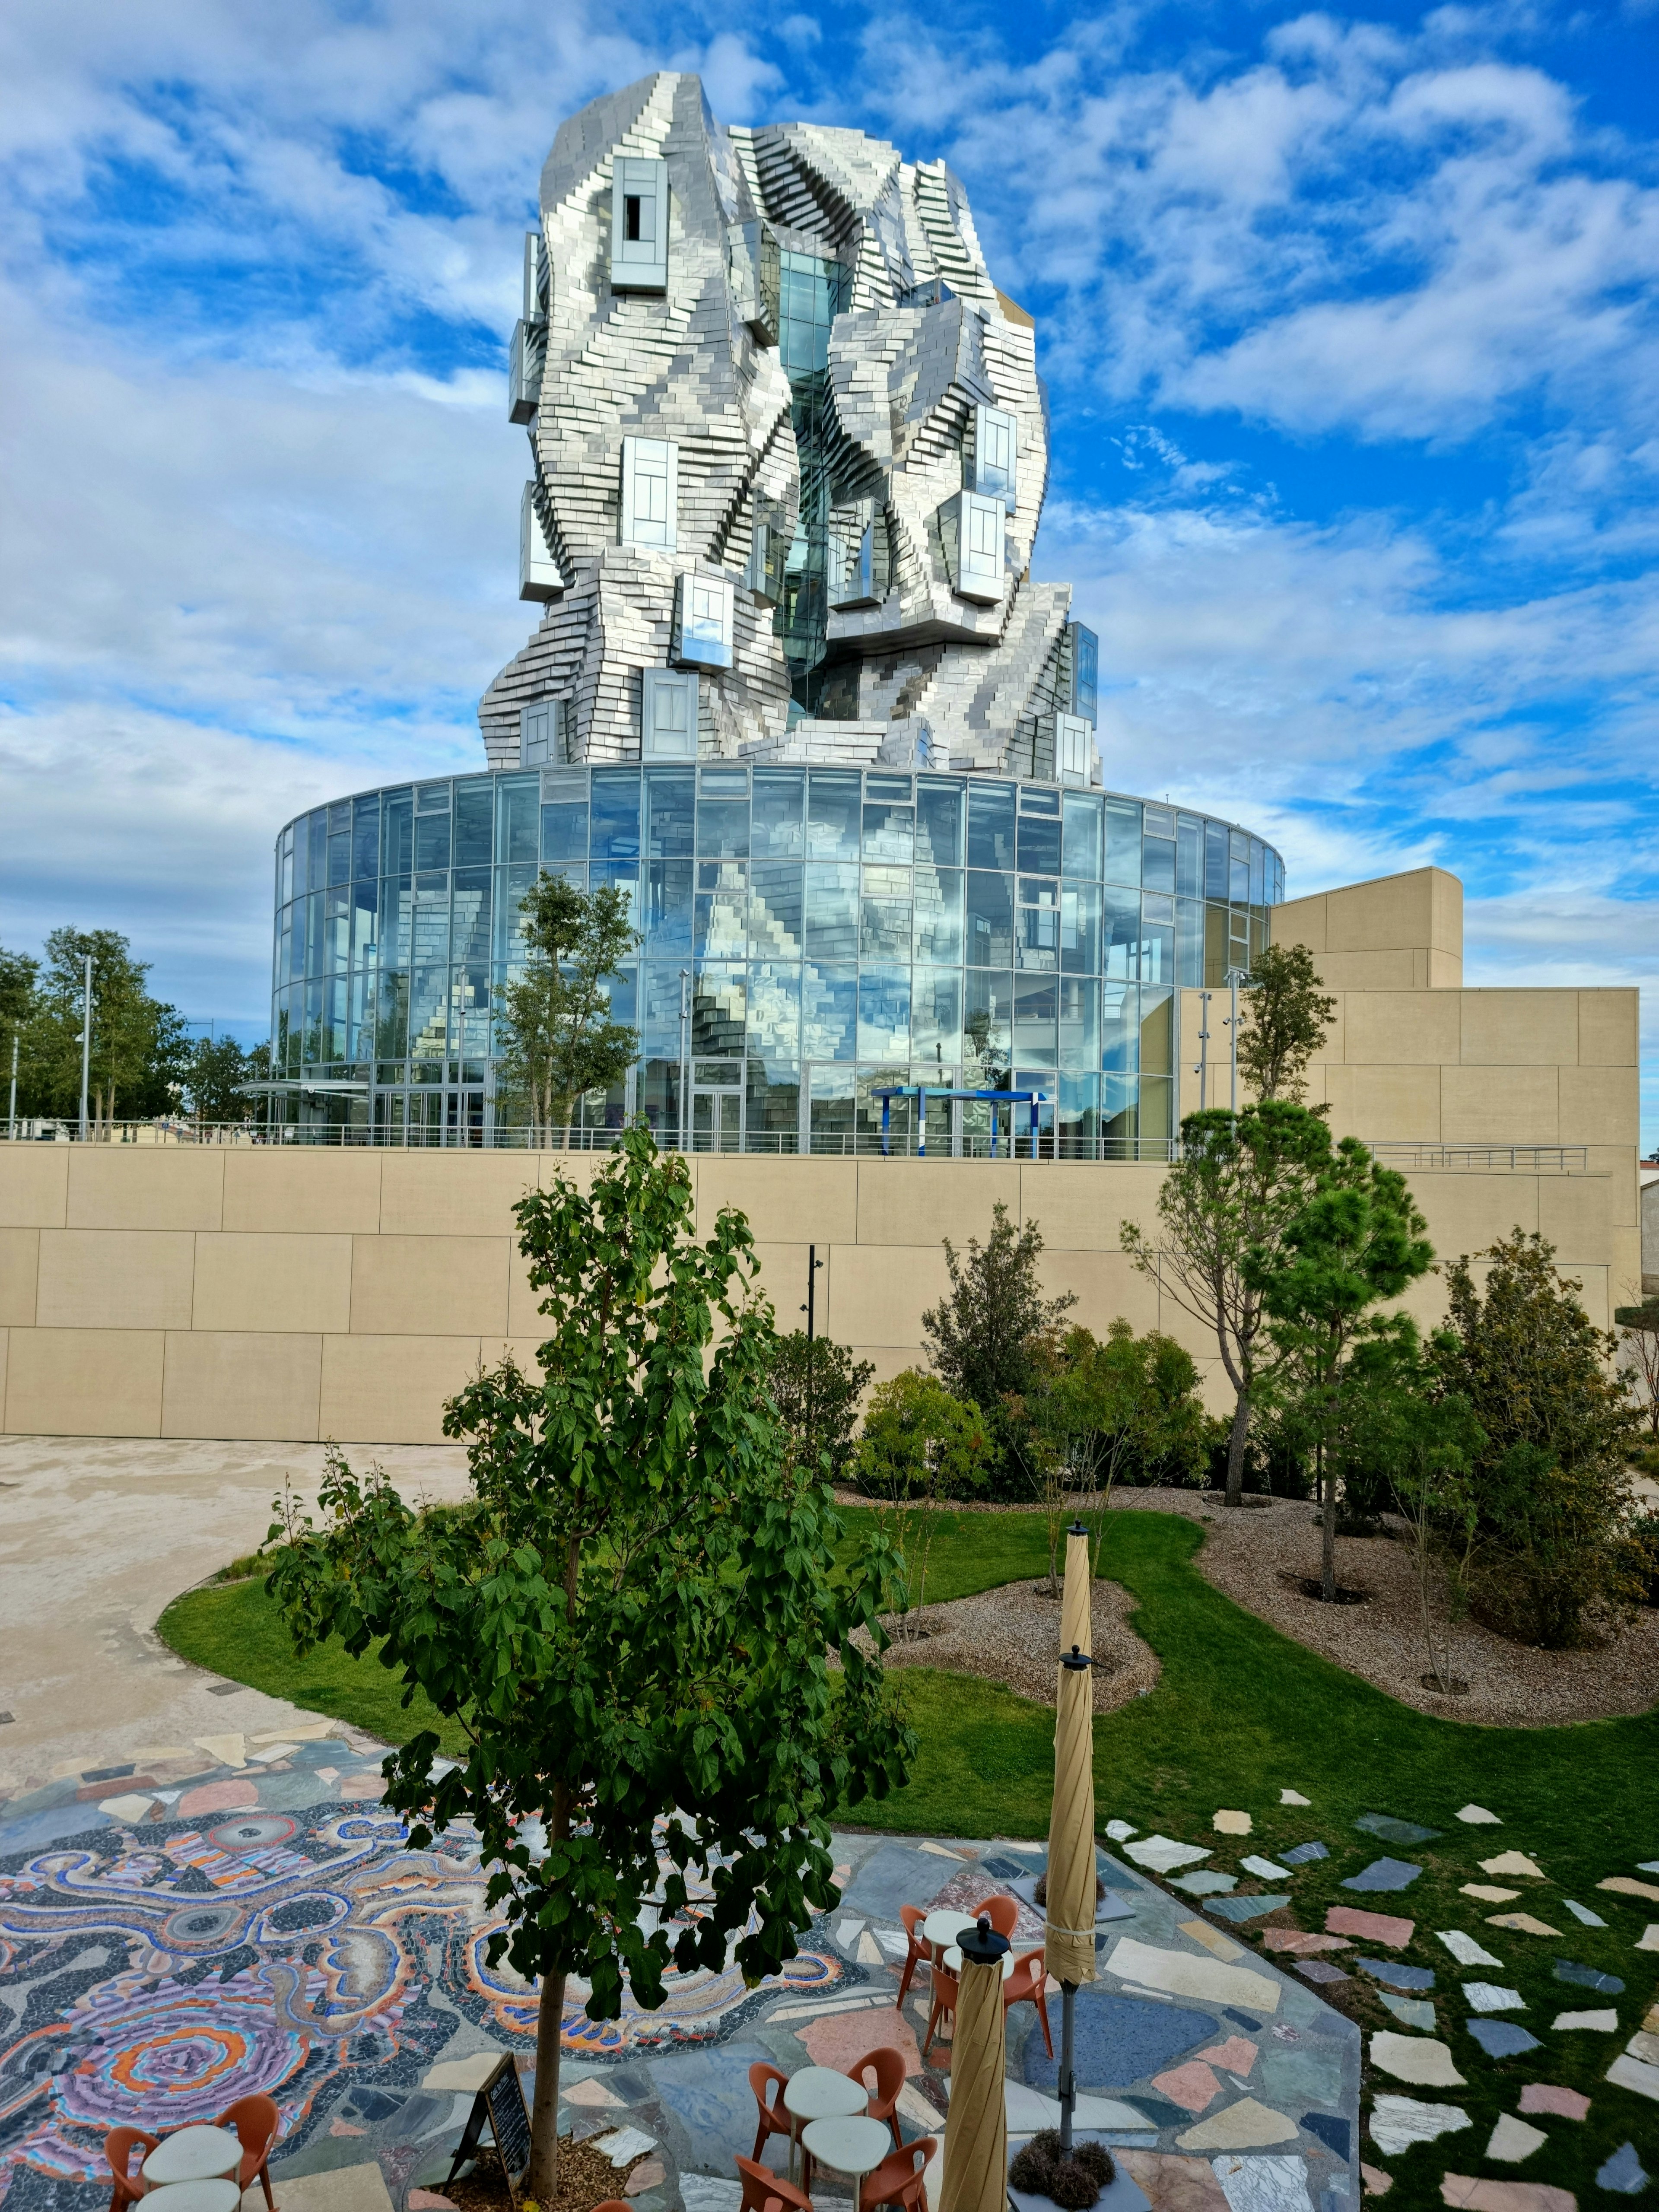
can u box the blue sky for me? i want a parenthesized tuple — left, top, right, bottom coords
(0, 0, 1655, 1139)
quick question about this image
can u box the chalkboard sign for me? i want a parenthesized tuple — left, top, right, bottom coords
(445, 2056, 532, 2189)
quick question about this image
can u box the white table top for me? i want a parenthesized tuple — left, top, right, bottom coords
(140, 2182, 242, 2212)
(784, 2068, 869, 2123)
(142, 2129, 244, 2186)
(922, 1908, 978, 1948)
(943, 1944, 1016, 1979)
(801, 2115, 893, 2180)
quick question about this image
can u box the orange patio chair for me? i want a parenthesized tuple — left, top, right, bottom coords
(859, 2136, 937, 2212)
(104, 2129, 159, 2212)
(896, 1904, 930, 2007)
(1003, 1947, 1054, 2058)
(216, 2092, 280, 2211)
(748, 2061, 793, 2166)
(970, 1893, 1020, 1938)
(735, 2153, 814, 2212)
(920, 1951, 959, 2057)
(844, 2047, 907, 2152)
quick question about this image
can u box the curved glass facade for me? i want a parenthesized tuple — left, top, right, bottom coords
(269, 768, 1284, 1154)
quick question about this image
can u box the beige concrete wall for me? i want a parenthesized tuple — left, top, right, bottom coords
(1271, 865, 1464, 989)
(0, 1142, 1627, 1442)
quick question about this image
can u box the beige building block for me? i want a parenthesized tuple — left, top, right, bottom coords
(1411, 1170, 1539, 1256)
(378, 1150, 547, 1236)
(1441, 1065, 1560, 1145)
(1040, 1246, 1162, 1340)
(0, 1328, 7, 1418)
(161, 1332, 324, 1441)
(696, 1154, 858, 1244)
(825, 1242, 951, 1349)
(318, 1333, 489, 1443)
(36, 1230, 196, 1330)
(1272, 890, 1328, 954)
(1274, 869, 1462, 988)
(0, 1229, 39, 1326)
(66, 1148, 224, 1231)
(349, 1235, 511, 1336)
(748, 1242, 819, 1330)
(1558, 1066, 1639, 1149)
(222, 1149, 384, 1234)
(6, 1327, 165, 1436)
(853, 1160, 1021, 1248)
(1344, 992, 1463, 1070)
(1576, 990, 1639, 1068)
(1320, 1063, 1445, 1144)
(1537, 1172, 1612, 1264)
(1460, 991, 1579, 1068)
(1018, 1160, 1167, 1253)
(192, 1233, 354, 1335)
(0, 1147, 70, 1229)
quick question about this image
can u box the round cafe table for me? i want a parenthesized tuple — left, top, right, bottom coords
(141, 2183, 242, 2212)
(942, 1943, 1015, 1980)
(801, 2115, 893, 2197)
(142, 2130, 244, 2187)
(783, 2066, 868, 2182)
(921, 1908, 977, 1958)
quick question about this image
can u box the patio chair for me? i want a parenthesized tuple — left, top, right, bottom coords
(843, 2048, 906, 2152)
(969, 1894, 1019, 1938)
(896, 1904, 930, 2007)
(859, 2136, 937, 2212)
(735, 2153, 814, 2212)
(217, 2093, 280, 2211)
(1003, 1948, 1054, 2058)
(104, 2129, 159, 2212)
(747, 2062, 793, 2165)
(920, 1952, 959, 2057)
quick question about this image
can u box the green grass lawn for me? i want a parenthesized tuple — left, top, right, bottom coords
(159, 1506, 1659, 2210)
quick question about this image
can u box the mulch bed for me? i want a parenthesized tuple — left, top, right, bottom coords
(445, 2135, 651, 2212)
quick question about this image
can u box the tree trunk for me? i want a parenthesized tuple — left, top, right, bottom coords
(1224, 1388, 1250, 1506)
(526, 1964, 567, 2202)
(1320, 1441, 1338, 1602)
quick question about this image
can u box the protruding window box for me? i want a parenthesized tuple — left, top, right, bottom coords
(520, 699, 565, 767)
(612, 157, 669, 293)
(830, 501, 888, 610)
(965, 403, 1018, 509)
(523, 230, 549, 324)
(938, 490, 1006, 604)
(620, 436, 678, 550)
(1049, 712, 1096, 787)
(520, 485, 564, 601)
(642, 667, 699, 759)
(1063, 620, 1099, 724)
(673, 571, 735, 670)
(727, 219, 780, 343)
(509, 319, 544, 423)
(746, 505, 786, 604)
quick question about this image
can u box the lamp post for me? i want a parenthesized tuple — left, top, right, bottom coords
(1193, 989, 1212, 1114)
(1224, 965, 1249, 1113)
(7, 1031, 16, 1141)
(79, 953, 92, 1141)
(677, 967, 690, 1151)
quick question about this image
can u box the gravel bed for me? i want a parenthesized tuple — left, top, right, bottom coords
(851, 1575, 1160, 1713)
(1109, 1487, 1659, 1727)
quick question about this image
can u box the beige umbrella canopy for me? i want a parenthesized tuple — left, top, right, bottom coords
(939, 1918, 1012, 2212)
(1044, 1523, 1098, 1993)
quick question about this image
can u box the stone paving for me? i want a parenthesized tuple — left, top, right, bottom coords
(0, 1730, 1364, 2212)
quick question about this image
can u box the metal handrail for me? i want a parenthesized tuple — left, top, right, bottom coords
(1364, 1143, 1589, 1173)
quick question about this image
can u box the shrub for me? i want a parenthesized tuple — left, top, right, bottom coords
(766, 1331, 875, 1483)
(1008, 2131, 1115, 2208)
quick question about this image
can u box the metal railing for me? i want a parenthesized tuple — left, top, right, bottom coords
(1365, 1144, 1589, 1173)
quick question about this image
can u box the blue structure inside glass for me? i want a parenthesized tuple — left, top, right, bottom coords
(270, 767, 1284, 1155)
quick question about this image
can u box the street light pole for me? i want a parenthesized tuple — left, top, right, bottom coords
(677, 967, 690, 1152)
(7, 1031, 17, 1141)
(1224, 966, 1249, 1112)
(79, 953, 92, 1141)
(1194, 989, 1212, 1114)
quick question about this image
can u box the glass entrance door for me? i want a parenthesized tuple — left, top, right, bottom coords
(691, 1089, 742, 1152)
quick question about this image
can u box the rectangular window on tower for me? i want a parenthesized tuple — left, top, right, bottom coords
(1053, 714, 1096, 787)
(1063, 621, 1099, 725)
(620, 438, 678, 551)
(965, 404, 1018, 509)
(523, 230, 549, 324)
(938, 490, 1006, 604)
(509, 320, 544, 424)
(611, 157, 669, 292)
(520, 700, 564, 769)
(642, 668, 699, 760)
(672, 572, 735, 669)
(520, 484, 564, 601)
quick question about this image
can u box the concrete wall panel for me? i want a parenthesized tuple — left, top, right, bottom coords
(6, 1327, 165, 1436)
(162, 1332, 324, 1442)
(192, 1233, 354, 1335)
(1460, 992, 1579, 1069)
(67, 1149, 224, 1231)
(1577, 991, 1640, 1068)
(379, 1153, 548, 1237)
(1441, 1066, 1560, 1146)
(350, 1236, 511, 1337)
(824, 1243, 952, 1348)
(0, 1148, 69, 1230)
(318, 1334, 488, 1445)
(1558, 1066, 1640, 1149)
(0, 1229, 40, 1327)
(696, 1155, 857, 1245)
(854, 1160, 1020, 1249)
(36, 1230, 196, 1330)
(222, 1151, 384, 1235)
(1344, 992, 1462, 1070)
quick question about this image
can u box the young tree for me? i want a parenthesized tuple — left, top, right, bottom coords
(1237, 943, 1337, 1103)
(0, 946, 37, 1043)
(495, 876, 639, 1146)
(921, 1201, 1074, 1487)
(1432, 1232, 1649, 1646)
(182, 1035, 254, 1124)
(1613, 1293, 1659, 1443)
(1122, 1101, 1333, 1507)
(21, 928, 186, 1128)
(266, 1129, 913, 2202)
(767, 1332, 876, 1482)
(1247, 1142, 1434, 1600)
(1363, 1365, 1483, 1693)
(856, 1368, 990, 1626)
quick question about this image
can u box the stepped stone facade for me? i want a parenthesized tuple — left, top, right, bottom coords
(479, 73, 1096, 781)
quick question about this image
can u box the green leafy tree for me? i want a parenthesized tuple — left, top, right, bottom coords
(768, 1332, 875, 1482)
(182, 1035, 254, 1124)
(1431, 1231, 1649, 1646)
(1237, 942, 1337, 1103)
(856, 1368, 990, 1625)
(0, 947, 37, 1119)
(21, 928, 187, 1128)
(1122, 1102, 1333, 1508)
(1247, 1143, 1434, 1600)
(1353, 1355, 1484, 1692)
(921, 1200, 1074, 1489)
(265, 1128, 912, 2200)
(496, 877, 640, 1146)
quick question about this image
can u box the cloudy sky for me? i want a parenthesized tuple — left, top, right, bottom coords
(1, 0, 1654, 1138)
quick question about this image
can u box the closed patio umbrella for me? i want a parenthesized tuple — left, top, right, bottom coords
(1044, 1522, 1096, 2152)
(939, 1915, 1011, 2212)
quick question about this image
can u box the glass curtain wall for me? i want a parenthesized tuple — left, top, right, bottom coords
(270, 769, 1284, 1154)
